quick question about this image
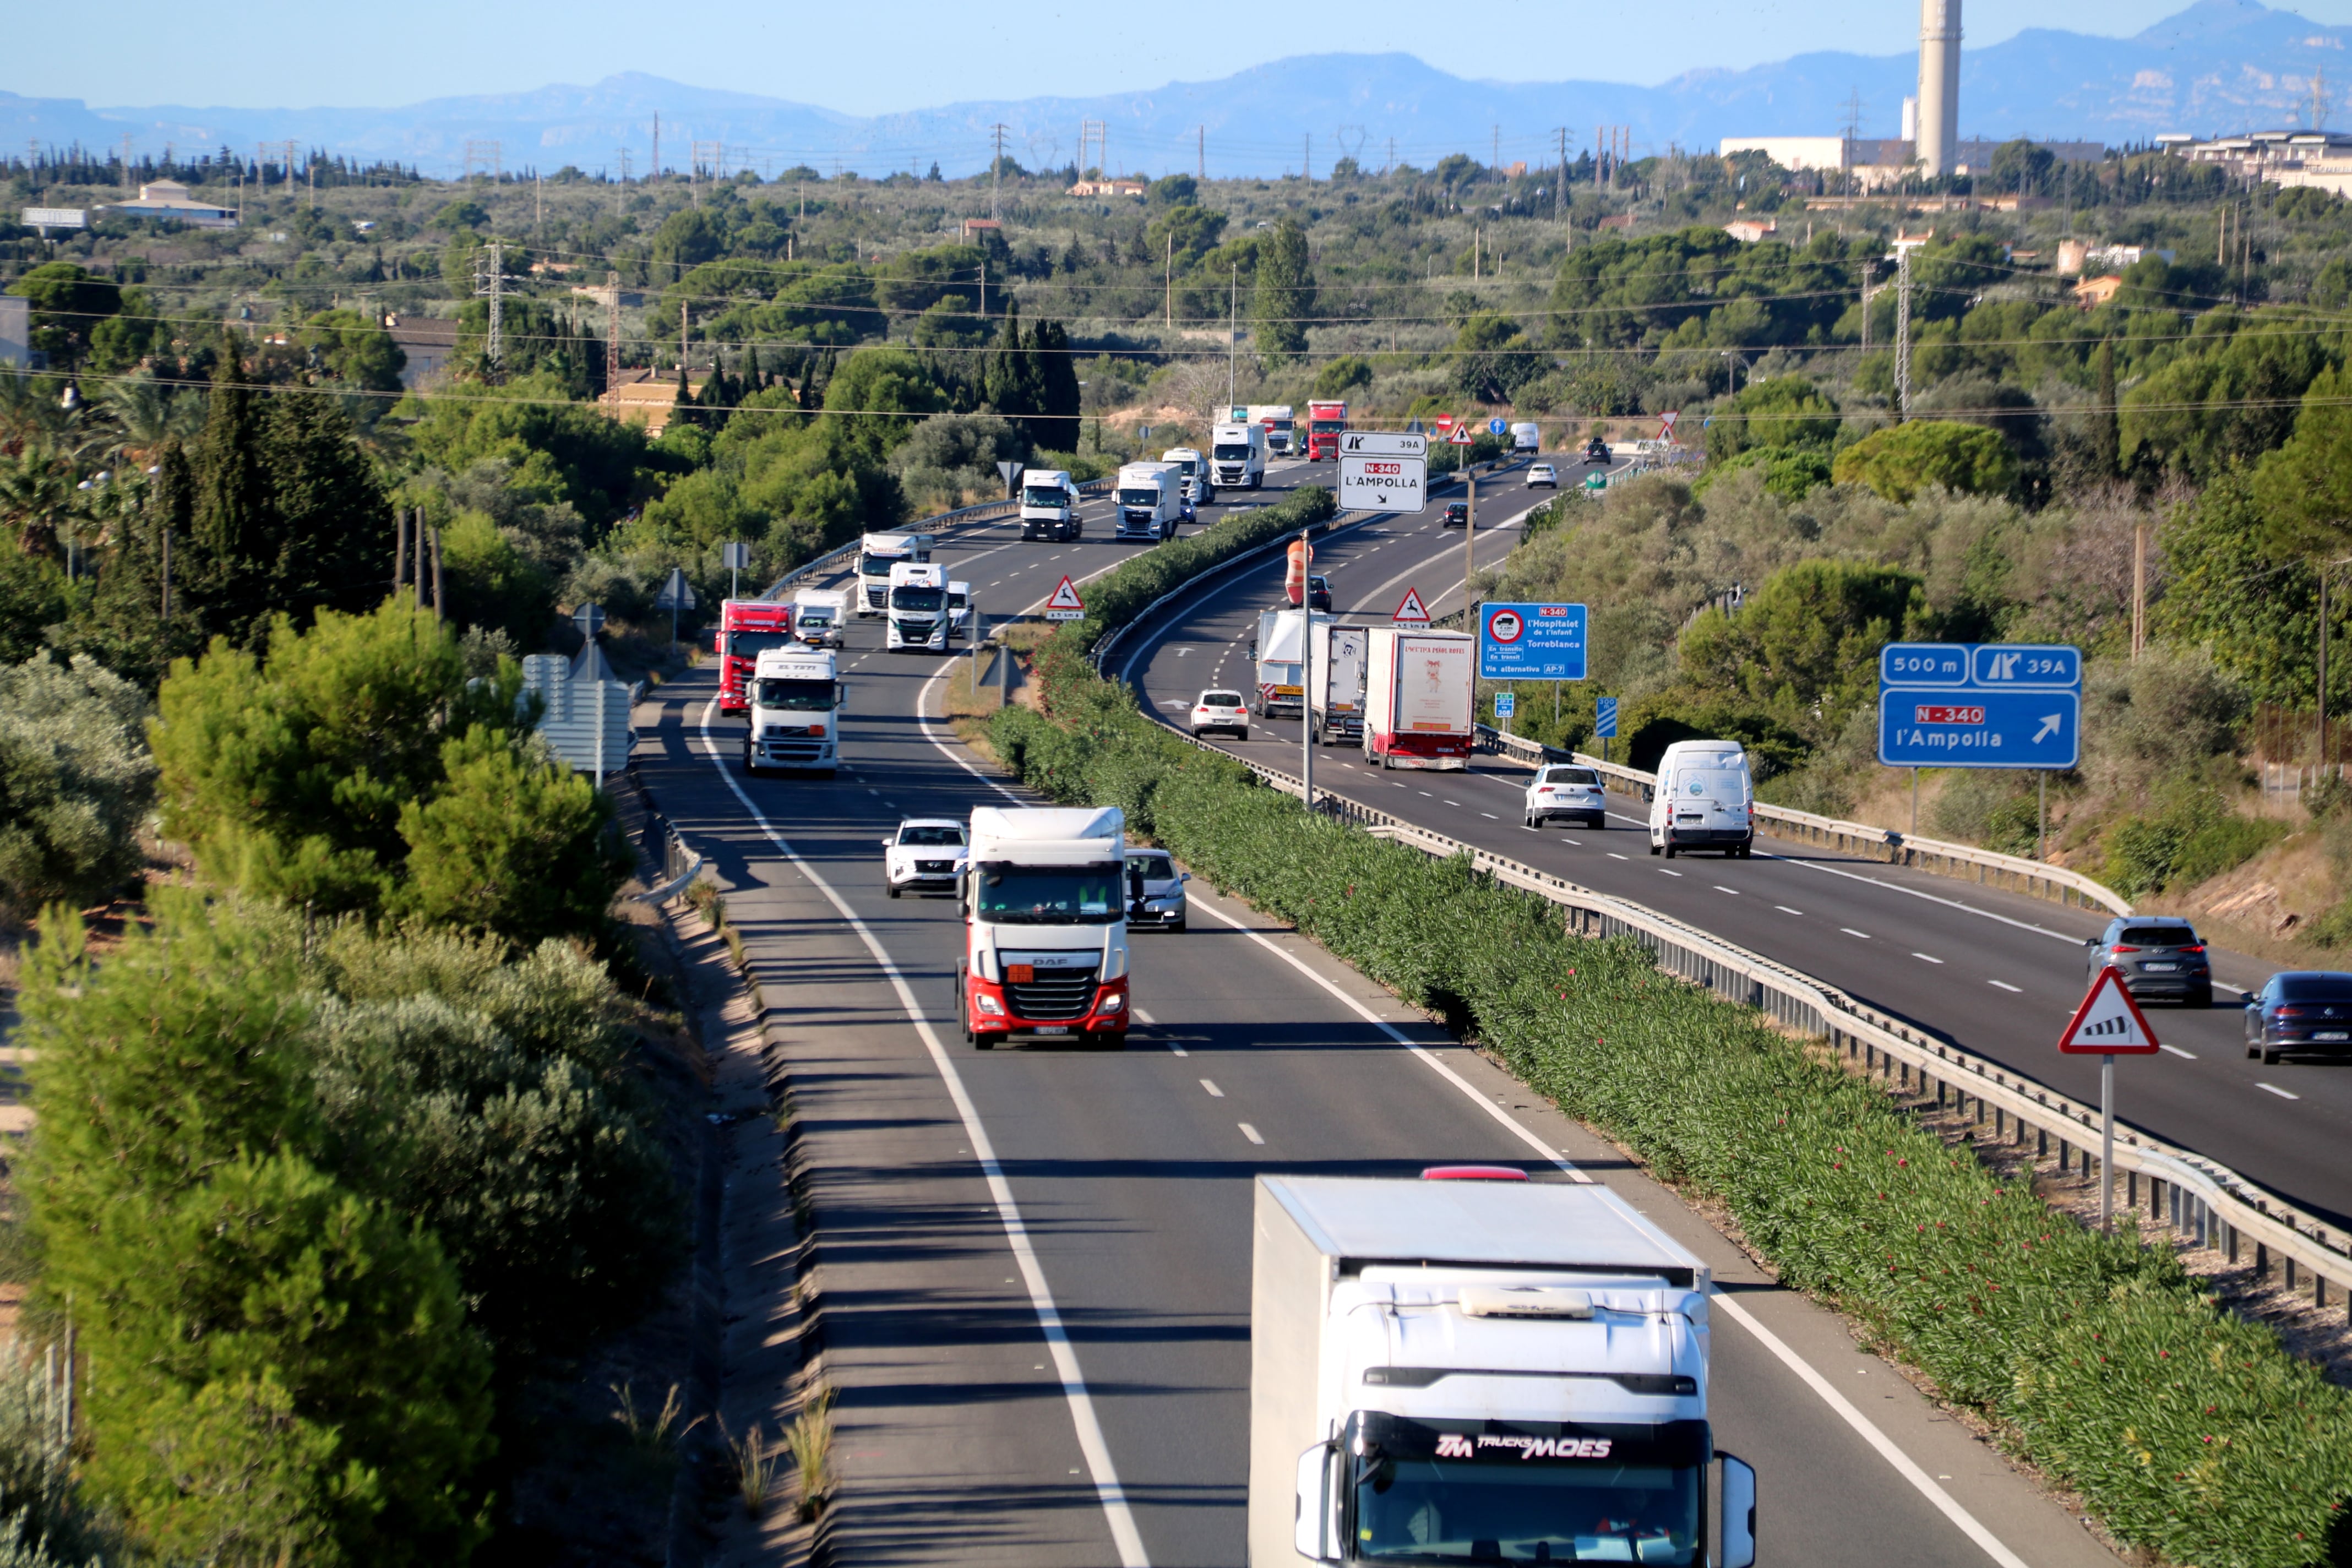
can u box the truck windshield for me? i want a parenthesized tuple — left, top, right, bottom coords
(1311, 420, 1346, 433)
(727, 630, 797, 662)
(973, 862, 1124, 924)
(754, 678, 836, 711)
(1349, 1418, 1705, 1566)
(1214, 444, 1253, 461)
(1022, 487, 1068, 509)
(891, 586, 945, 611)
(861, 553, 909, 578)
(1118, 488, 1161, 507)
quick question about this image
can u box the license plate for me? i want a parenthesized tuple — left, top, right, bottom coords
(2316, 1031, 2349, 1042)
(2142, 962, 2177, 972)
(1032, 1025, 1071, 1036)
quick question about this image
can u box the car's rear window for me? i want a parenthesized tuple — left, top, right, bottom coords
(2277, 974, 2352, 1000)
(1202, 692, 1242, 706)
(2118, 925, 2198, 946)
(899, 824, 966, 847)
(1541, 767, 1598, 786)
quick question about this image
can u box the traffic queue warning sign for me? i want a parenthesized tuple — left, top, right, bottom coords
(2058, 967, 2161, 1055)
(1044, 575, 1086, 622)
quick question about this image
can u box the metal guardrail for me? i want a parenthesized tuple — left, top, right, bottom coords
(633, 807, 703, 904)
(1468, 726, 2133, 918)
(1153, 726, 2350, 1317)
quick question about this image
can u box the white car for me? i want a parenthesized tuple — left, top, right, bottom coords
(1525, 763, 1608, 829)
(1527, 463, 1559, 488)
(883, 818, 967, 897)
(1190, 689, 1250, 739)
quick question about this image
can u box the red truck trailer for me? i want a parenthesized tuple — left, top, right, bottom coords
(1305, 400, 1348, 461)
(715, 598, 795, 715)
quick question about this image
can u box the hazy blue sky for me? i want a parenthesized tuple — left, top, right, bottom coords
(13, 0, 2351, 110)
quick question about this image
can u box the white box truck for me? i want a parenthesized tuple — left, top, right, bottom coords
(957, 805, 1130, 1049)
(1308, 623, 1369, 746)
(792, 587, 847, 647)
(1161, 447, 1215, 506)
(1214, 422, 1269, 490)
(857, 531, 934, 616)
(1021, 470, 1083, 541)
(1363, 628, 1474, 771)
(1114, 461, 1189, 542)
(1647, 741, 1756, 860)
(1254, 607, 1330, 720)
(742, 645, 845, 776)
(1250, 1174, 1756, 1568)
(884, 560, 950, 652)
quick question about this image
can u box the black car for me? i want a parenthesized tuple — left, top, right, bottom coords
(2245, 971, 2352, 1064)
(1306, 574, 1332, 611)
(1583, 438, 1610, 465)
(1442, 500, 1469, 528)
(2084, 916, 2212, 1007)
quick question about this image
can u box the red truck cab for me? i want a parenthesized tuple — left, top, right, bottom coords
(1306, 400, 1348, 461)
(715, 598, 795, 715)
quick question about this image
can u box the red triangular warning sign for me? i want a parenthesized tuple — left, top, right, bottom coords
(2057, 966, 2162, 1055)
(1392, 587, 1431, 626)
(1044, 575, 1084, 612)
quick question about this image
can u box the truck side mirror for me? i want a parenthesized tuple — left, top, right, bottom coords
(1718, 1453, 1757, 1568)
(836, 682, 848, 710)
(1294, 1442, 1340, 1562)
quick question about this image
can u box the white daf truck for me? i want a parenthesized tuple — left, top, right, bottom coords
(1114, 461, 1189, 542)
(857, 530, 935, 617)
(957, 805, 1130, 1050)
(742, 645, 845, 776)
(1213, 422, 1269, 491)
(885, 560, 950, 652)
(1021, 470, 1083, 542)
(1251, 1173, 1756, 1568)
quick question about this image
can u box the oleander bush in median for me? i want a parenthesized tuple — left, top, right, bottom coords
(990, 619, 2352, 1567)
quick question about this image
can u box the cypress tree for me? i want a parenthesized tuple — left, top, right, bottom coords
(1033, 319, 1082, 453)
(188, 346, 271, 647)
(257, 393, 394, 629)
(2089, 337, 2120, 479)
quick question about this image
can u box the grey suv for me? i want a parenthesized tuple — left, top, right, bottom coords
(2084, 916, 2212, 1008)
(2244, 971, 2352, 1064)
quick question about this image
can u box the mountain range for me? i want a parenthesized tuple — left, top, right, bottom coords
(6, 0, 2349, 181)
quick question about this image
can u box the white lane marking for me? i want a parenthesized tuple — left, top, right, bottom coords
(1762, 850, 2091, 945)
(1238, 1123, 1265, 1145)
(1200, 1079, 1224, 1098)
(1607, 852, 1629, 861)
(1913, 953, 1945, 965)
(1482, 813, 1498, 820)
(1841, 928, 1872, 940)
(1713, 885, 1740, 895)
(1659, 868, 1683, 877)
(2159, 1043, 2198, 1060)
(1988, 981, 2023, 993)
(1775, 905, 1804, 916)
(697, 699, 1150, 1567)
(1708, 1289, 2034, 1568)
(1132, 1008, 1156, 1025)
(1561, 837, 1583, 846)
(2258, 1082, 2300, 1100)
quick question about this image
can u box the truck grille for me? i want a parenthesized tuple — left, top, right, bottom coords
(1005, 963, 1099, 1021)
(865, 584, 887, 608)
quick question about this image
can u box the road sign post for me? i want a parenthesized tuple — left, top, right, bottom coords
(1494, 690, 1515, 734)
(2059, 966, 2162, 1233)
(1479, 602, 1588, 681)
(722, 540, 752, 600)
(655, 567, 698, 650)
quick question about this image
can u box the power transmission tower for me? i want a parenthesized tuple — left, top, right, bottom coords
(1198, 125, 1205, 181)
(651, 112, 660, 179)
(1556, 127, 1568, 220)
(990, 123, 1008, 218)
(1079, 118, 1106, 177)
(119, 133, 132, 192)
(464, 139, 502, 182)
(475, 241, 505, 375)
(614, 148, 632, 183)
(1841, 90, 1865, 196)
(1894, 241, 1916, 420)
(2315, 67, 2331, 131)
(692, 140, 723, 190)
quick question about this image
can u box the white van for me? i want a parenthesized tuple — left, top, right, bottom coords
(1211, 422, 1267, 490)
(1648, 739, 1756, 858)
(1510, 421, 1542, 453)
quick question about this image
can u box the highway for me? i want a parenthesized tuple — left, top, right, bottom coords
(1108, 469, 2352, 1234)
(633, 468, 2127, 1566)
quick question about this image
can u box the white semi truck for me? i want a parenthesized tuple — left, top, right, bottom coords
(1249, 402, 1298, 456)
(1162, 447, 1216, 506)
(1254, 607, 1330, 721)
(857, 530, 935, 617)
(742, 645, 845, 776)
(1307, 622, 1369, 747)
(1213, 422, 1269, 490)
(1363, 627, 1474, 771)
(1021, 470, 1083, 541)
(885, 560, 950, 651)
(1114, 461, 1189, 542)
(1250, 1173, 1756, 1568)
(957, 805, 1130, 1049)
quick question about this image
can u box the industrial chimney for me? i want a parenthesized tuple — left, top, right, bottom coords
(1917, 0, 1961, 176)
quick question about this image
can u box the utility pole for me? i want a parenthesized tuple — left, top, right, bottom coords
(1302, 527, 1316, 812)
(1303, 132, 1311, 181)
(651, 112, 660, 180)
(1859, 260, 1873, 353)
(476, 241, 505, 374)
(2131, 521, 2148, 660)
(1462, 467, 1478, 607)
(120, 132, 132, 192)
(1894, 240, 1915, 420)
(990, 123, 1008, 219)
(1166, 230, 1174, 327)
(1556, 127, 1568, 221)
(1198, 125, 1206, 181)
(680, 300, 690, 378)
(1229, 264, 1239, 409)
(605, 270, 622, 405)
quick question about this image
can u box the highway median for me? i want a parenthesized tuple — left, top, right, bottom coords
(986, 540, 2352, 1568)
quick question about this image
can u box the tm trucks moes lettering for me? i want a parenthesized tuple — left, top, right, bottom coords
(792, 587, 847, 648)
(1309, 623, 1369, 746)
(958, 805, 1130, 1049)
(1115, 461, 1190, 542)
(742, 645, 844, 776)
(1363, 628, 1474, 770)
(1161, 447, 1215, 505)
(1306, 400, 1349, 461)
(1250, 403, 1298, 455)
(856, 531, 934, 616)
(1021, 470, 1082, 542)
(1250, 1174, 1756, 1568)
(715, 598, 795, 715)
(884, 561, 950, 652)
(1214, 422, 1270, 490)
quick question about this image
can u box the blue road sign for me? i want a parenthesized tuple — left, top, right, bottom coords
(1494, 692, 1516, 719)
(1489, 416, 1510, 436)
(1595, 697, 1619, 738)
(1480, 601, 1588, 680)
(1878, 642, 2082, 770)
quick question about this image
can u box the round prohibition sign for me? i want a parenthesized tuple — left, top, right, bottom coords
(1486, 607, 1526, 644)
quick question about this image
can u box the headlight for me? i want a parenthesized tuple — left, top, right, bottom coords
(974, 993, 1004, 1016)
(1096, 991, 1126, 1012)
(1102, 947, 1130, 981)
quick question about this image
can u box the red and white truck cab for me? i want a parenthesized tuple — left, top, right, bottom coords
(958, 805, 1130, 1050)
(715, 598, 795, 715)
(1305, 399, 1348, 461)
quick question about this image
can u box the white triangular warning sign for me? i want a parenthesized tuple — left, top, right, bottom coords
(1392, 587, 1431, 626)
(1044, 575, 1084, 612)
(2057, 966, 2162, 1055)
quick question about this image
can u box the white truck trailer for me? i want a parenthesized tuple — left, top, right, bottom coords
(1213, 422, 1269, 491)
(957, 805, 1130, 1049)
(1307, 622, 1369, 747)
(1363, 627, 1474, 771)
(884, 560, 950, 651)
(1114, 461, 1189, 542)
(792, 587, 847, 647)
(1250, 1174, 1756, 1568)
(742, 645, 845, 776)
(1021, 470, 1083, 541)
(1254, 607, 1330, 721)
(857, 530, 935, 616)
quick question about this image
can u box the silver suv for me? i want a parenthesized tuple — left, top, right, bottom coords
(2084, 916, 2212, 1008)
(1125, 847, 1190, 932)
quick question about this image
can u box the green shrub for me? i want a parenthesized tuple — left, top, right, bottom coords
(0, 656, 155, 914)
(2102, 791, 2286, 898)
(992, 652, 2352, 1568)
